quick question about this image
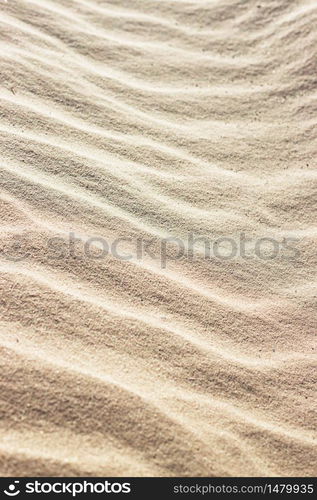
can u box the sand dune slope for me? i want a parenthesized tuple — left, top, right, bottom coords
(0, 0, 316, 476)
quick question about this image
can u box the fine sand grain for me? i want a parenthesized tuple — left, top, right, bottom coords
(0, 0, 316, 477)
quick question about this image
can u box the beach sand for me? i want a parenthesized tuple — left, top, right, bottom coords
(0, 0, 316, 476)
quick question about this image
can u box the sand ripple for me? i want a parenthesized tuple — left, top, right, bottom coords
(0, 0, 316, 476)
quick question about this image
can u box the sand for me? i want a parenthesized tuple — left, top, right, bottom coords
(0, 0, 316, 477)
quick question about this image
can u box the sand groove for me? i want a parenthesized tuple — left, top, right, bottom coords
(0, 0, 316, 477)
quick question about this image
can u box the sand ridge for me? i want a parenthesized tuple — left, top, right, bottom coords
(0, 0, 316, 477)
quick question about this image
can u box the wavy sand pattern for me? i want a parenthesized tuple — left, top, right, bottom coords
(0, 0, 316, 477)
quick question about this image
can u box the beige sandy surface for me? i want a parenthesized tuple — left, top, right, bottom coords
(0, 0, 316, 477)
